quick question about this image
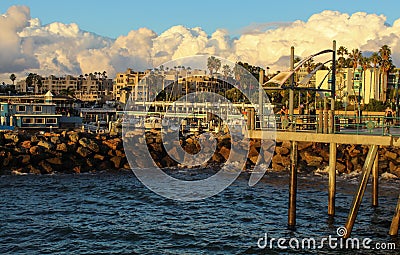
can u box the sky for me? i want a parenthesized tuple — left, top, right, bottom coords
(1, 0, 400, 82)
(1, 0, 398, 38)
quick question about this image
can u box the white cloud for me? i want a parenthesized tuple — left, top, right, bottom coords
(1, 6, 400, 83)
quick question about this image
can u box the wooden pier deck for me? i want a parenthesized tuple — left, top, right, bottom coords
(248, 129, 400, 238)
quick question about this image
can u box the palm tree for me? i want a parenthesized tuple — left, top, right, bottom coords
(348, 49, 362, 101)
(207, 56, 220, 76)
(379, 45, 392, 101)
(370, 52, 381, 100)
(222, 64, 231, 95)
(335, 46, 348, 101)
(337, 46, 348, 69)
(222, 64, 231, 79)
(9, 74, 16, 85)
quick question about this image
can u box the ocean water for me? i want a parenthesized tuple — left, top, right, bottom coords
(0, 170, 398, 255)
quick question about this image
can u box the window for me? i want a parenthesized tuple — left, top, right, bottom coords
(33, 106, 42, 112)
(17, 105, 26, 112)
(35, 118, 45, 124)
(22, 118, 34, 124)
(46, 118, 57, 124)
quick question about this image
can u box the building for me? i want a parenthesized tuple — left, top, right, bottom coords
(315, 67, 391, 105)
(113, 68, 149, 103)
(0, 91, 62, 129)
(113, 68, 216, 104)
(15, 74, 113, 102)
(75, 74, 113, 102)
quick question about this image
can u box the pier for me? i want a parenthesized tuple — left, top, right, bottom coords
(249, 129, 399, 237)
(247, 41, 400, 238)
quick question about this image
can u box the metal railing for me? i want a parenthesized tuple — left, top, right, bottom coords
(334, 115, 400, 136)
(257, 114, 400, 137)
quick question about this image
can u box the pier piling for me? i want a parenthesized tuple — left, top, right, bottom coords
(328, 142, 337, 216)
(372, 154, 379, 207)
(344, 145, 378, 238)
(288, 141, 298, 228)
(389, 195, 400, 236)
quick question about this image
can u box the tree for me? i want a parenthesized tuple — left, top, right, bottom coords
(9, 74, 16, 85)
(379, 45, 392, 101)
(25, 73, 42, 94)
(222, 64, 231, 79)
(337, 46, 348, 69)
(348, 49, 361, 96)
(207, 56, 221, 76)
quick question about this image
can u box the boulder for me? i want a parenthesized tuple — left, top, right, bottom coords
(79, 138, 99, 152)
(29, 146, 43, 155)
(297, 142, 313, 151)
(30, 135, 39, 143)
(336, 162, 346, 173)
(73, 166, 81, 174)
(50, 136, 60, 144)
(272, 162, 286, 171)
(102, 138, 122, 150)
(39, 160, 53, 173)
(381, 172, 398, 180)
(280, 141, 291, 149)
(275, 146, 289, 155)
(4, 132, 19, 143)
(115, 149, 125, 158)
(272, 154, 291, 166)
(219, 146, 230, 161)
(28, 165, 41, 175)
(302, 151, 323, 167)
(18, 155, 30, 165)
(38, 140, 54, 150)
(391, 166, 400, 178)
(56, 143, 68, 152)
(211, 152, 224, 163)
(161, 156, 176, 168)
(384, 151, 397, 161)
(94, 154, 105, 161)
(348, 146, 361, 157)
(46, 158, 62, 165)
(76, 146, 91, 157)
(20, 140, 32, 149)
(69, 132, 80, 143)
(110, 156, 122, 168)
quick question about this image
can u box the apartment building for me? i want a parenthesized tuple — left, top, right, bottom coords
(315, 67, 400, 105)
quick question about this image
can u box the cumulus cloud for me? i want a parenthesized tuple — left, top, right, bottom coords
(1, 6, 400, 83)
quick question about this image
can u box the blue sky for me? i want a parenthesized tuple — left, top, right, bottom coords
(1, 0, 399, 38)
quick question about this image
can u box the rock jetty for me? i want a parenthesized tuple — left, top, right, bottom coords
(0, 130, 399, 179)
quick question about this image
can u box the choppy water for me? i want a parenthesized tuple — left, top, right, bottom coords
(0, 170, 398, 254)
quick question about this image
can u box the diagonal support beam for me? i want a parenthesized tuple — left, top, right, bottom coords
(344, 144, 378, 238)
(389, 195, 400, 236)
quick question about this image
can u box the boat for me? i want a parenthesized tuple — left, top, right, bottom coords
(144, 116, 162, 129)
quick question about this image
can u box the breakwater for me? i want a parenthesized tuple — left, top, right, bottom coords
(0, 130, 399, 179)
